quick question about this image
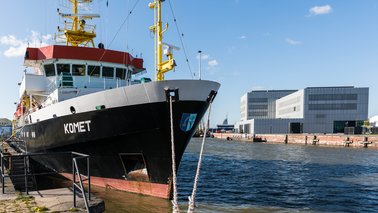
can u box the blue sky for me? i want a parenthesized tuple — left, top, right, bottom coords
(1, 0, 378, 126)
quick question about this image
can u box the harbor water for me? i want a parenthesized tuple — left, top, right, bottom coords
(92, 138, 378, 212)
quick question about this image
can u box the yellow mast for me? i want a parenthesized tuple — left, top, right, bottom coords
(57, 0, 99, 47)
(149, 0, 177, 81)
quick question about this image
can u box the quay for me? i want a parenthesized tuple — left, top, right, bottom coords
(0, 139, 105, 212)
(213, 133, 378, 148)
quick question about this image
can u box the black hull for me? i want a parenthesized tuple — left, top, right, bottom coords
(20, 100, 209, 187)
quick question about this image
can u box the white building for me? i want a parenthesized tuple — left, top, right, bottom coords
(236, 86, 369, 134)
(370, 115, 378, 127)
(240, 90, 297, 121)
(0, 118, 12, 138)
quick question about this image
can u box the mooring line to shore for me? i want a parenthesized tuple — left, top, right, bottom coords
(187, 102, 213, 213)
(169, 95, 180, 213)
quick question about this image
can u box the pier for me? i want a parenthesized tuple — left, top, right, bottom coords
(0, 139, 105, 212)
(212, 133, 378, 148)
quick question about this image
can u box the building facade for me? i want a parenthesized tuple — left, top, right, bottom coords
(0, 118, 12, 138)
(240, 90, 297, 121)
(236, 86, 369, 134)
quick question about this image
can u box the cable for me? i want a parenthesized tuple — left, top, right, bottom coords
(167, 0, 195, 79)
(187, 103, 212, 213)
(81, 0, 141, 87)
(107, 0, 140, 50)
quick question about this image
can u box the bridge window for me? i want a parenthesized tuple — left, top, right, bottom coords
(102, 66, 114, 78)
(44, 64, 55, 77)
(116, 68, 126, 80)
(73, 64, 86, 76)
(57, 64, 70, 75)
(88, 65, 100, 77)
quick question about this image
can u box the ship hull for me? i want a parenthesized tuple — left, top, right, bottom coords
(18, 80, 219, 198)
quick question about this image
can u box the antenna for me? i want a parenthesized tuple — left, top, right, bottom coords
(149, 0, 178, 81)
(57, 0, 100, 47)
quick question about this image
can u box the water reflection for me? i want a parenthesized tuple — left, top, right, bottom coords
(91, 138, 378, 212)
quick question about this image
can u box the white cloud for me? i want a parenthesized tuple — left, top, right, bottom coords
(197, 53, 210, 60)
(308, 5, 332, 16)
(208, 60, 219, 67)
(285, 38, 302, 45)
(42, 34, 52, 40)
(0, 31, 52, 57)
(240, 35, 247, 39)
(3, 45, 27, 57)
(0, 35, 23, 46)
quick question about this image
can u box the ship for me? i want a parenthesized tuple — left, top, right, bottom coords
(12, 0, 219, 199)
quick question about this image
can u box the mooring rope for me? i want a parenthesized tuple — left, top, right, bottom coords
(169, 95, 180, 213)
(187, 102, 212, 213)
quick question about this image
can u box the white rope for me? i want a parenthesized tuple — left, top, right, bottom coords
(187, 103, 212, 213)
(169, 95, 180, 213)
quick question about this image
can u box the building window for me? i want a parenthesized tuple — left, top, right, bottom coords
(116, 68, 126, 80)
(250, 111, 268, 116)
(87, 65, 100, 77)
(309, 94, 358, 101)
(309, 103, 357, 110)
(249, 98, 268, 103)
(250, 104, 268, 110)
(315, 114, 326, 118)
(44, 64, 55, 77)
(102, 67, 114, 78)
(57, 64, 70, 75)
(73, 64, 87, 76)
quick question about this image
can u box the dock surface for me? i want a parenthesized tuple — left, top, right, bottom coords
(0, 140, 105, 212)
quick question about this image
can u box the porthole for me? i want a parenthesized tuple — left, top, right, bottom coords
(70, 106, 76, 114)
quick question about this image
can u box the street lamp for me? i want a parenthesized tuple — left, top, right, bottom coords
(198, 50, 202, 80)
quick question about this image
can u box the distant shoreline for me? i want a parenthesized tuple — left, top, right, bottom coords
(212, 133, 378, 149)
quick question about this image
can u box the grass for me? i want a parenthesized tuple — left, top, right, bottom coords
(32, 206, 49, 212)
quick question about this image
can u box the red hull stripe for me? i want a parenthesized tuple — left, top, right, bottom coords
(60, 173, 170, 199)
(25, 45, 144, 70)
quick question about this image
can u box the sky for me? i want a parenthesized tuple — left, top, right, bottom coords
(1, 0, 378, 127)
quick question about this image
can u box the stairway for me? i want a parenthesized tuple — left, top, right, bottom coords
(8, 153, 36, 192)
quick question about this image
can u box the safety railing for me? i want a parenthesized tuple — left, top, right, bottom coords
(0, 150, 91, 212)
(72, 152, 91, 212)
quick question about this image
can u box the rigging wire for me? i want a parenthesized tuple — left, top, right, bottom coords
(167, 0, 195, 79)
(80, 0, 141, 87)
(107, 0, 140, 51)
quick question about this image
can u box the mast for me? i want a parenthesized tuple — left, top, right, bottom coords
(57, 0, 100, 47)
(149, 0, 178, 81)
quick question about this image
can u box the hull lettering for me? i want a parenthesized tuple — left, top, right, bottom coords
(64, 120, 92, 134)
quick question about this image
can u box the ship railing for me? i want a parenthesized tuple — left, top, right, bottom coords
(0, 150, 91, 212)
(66, 76, 128, 89)
(84, 76, 128, 89)
(72, 152, 91, 212)
(62, 21, 97, 34)
(49, 75, 130, 93)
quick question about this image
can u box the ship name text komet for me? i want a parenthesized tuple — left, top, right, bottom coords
(64, 120, 92, 134)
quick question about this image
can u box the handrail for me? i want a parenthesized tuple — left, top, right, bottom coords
(0, 148, 91, 212)
(72, 152, 91, 212)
